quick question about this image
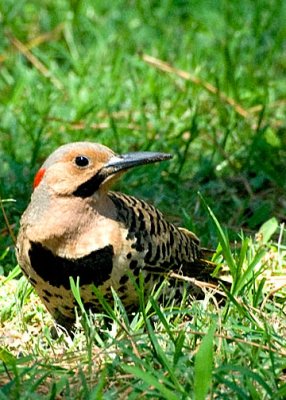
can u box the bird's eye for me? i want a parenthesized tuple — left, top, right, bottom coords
(75, 155, 90, 167)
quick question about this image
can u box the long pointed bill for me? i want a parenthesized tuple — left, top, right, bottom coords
(104, 151, 172, 174)
(73, 151, 172, 198)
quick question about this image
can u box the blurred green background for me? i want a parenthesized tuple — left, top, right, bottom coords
(1, 0, 286, 274)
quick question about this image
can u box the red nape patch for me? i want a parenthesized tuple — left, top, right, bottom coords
(33, 168, 46, 189)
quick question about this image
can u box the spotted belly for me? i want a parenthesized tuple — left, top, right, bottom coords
(25, 241, 156, 328)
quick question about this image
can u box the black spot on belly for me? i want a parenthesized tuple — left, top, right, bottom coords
(118, 285, 126, 293)
(135, 235, 144, 252)
(29, 277, 37, 286)
(53, 309, 75, 328)
(129, 260, 138, 270)
(29, 242, 114, 290)
(133, 267, 140, 277)
(84, 301, 99, 311)
(144, 242, 153, 263)
(119, 274, 129, 285)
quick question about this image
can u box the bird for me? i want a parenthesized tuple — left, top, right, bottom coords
(16, 141, 217, 330)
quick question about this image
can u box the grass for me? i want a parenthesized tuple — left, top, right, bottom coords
(0, 0, 286, 398)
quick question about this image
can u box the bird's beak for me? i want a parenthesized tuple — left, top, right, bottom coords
(73, 151, 172, 197)
(103, 151, 173, 174)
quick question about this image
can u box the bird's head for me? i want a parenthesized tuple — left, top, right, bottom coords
(33, 142, 172, 198)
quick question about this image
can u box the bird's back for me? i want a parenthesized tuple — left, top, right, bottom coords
(109, 191, 215, 281)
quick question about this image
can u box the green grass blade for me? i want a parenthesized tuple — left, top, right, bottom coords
(69, 276, 85, 314)
(2, 265, 21, 284)
(173, 329, 186, 367)
(217, 365, 273, 395)
(0, 348, 16, 364)
(274, 383, 286, 399)
(92, 284, 116, 320)
(215, 376, 249, 399)
(235, 248, 267, 294)
(88, 368, 107, 400)
(199, 193, 237, 278)
(258, 217, 279, 244)
(194, 324, 216, 400)
(122, 364, 178, 400)
(237, 235, 249, 275)
(146, 319, 185, 393)
(149, 296, 175, 343)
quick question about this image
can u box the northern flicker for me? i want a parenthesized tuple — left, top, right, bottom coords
(17, 142, 216, 329)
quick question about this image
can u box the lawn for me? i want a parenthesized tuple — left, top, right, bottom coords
(0, 0, 286, 398)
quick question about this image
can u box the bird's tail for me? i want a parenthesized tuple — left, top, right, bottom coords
(177, 227, 220, 282)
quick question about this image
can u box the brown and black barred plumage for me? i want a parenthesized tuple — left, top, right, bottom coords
(17, 142, 216, 330)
